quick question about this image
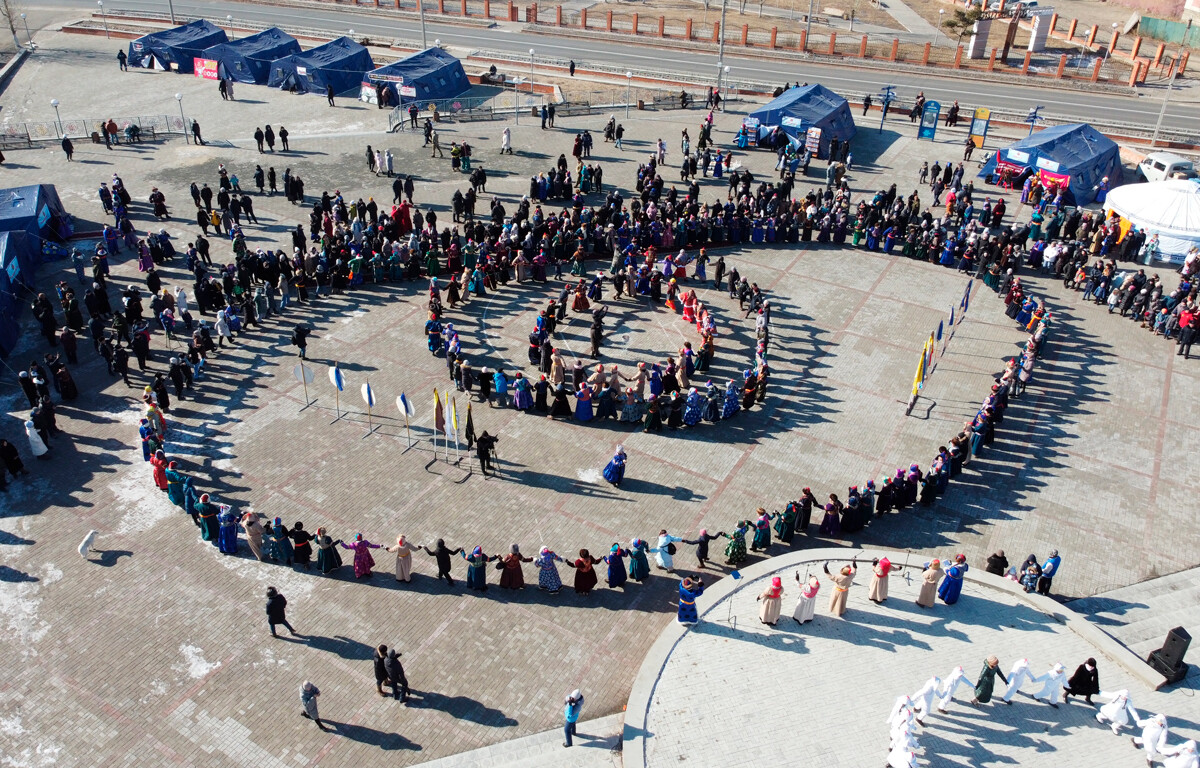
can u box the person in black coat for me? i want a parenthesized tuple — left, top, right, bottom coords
(265, 587, 297, 637)
(385, 649, 409, 702)
(1064, 658, 1100, 705)
(373, 645, 390, 696)
(422, 539, 463, 585)
(682, 530, 724, 569)
(985, 550, 1009, 576)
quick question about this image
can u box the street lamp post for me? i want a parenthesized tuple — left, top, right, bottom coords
(20, 13, 31, 49)
(50, 99, 61, 135)
(625, 71, 632, 118)
(227, 15, 235, 40)
(349, 28, 355, 41)
(167, 0, 176, 24)
(718, 0, 729, 74)
(934, 8, 943, 47)
(418, 0, 428, 48)
(175, 93, 188, 144)
(721, 65, 730, 109)
(97, 1, 109, 39)
(529, 48, 535, 109)
(1102, 22, 1117, 68)
(1151, 72, 1176, 148)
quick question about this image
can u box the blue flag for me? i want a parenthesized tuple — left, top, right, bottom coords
(730, 570, 742, 580)
(962, 283, 971, 314)
(935, 320, 944, 342)
(949, 306, 955, 328)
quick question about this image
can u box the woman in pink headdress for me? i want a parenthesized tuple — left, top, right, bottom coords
(386, 534, 421, 582)
(757, 576, 785, 625)
(869, 557, 893, 603)
(340, 533, 381, 578)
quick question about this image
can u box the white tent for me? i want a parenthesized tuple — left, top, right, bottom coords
(1103, 179, 1200, 263)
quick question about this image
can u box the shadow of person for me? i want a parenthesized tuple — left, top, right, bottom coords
(303, 634, 375, 661)
(406, 690, 518, 727)
(93, 549, 133, 567)
(0, 565, 39, 583)
(319, 720, 421, 751)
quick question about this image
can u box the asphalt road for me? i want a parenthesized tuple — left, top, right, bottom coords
(44, 0, 1200, 134)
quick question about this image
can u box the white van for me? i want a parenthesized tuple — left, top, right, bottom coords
(1137, 152, 1197, 183)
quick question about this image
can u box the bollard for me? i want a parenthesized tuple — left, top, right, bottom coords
(1091, 58, 1101, 82)
(1055, 53, 1066, 78)
(1021, 50, 1031, 74)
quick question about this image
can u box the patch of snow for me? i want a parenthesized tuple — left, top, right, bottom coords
(178, 644, 220, 680)
(111, 471, 177, 535)
(577, 468, 602, 483)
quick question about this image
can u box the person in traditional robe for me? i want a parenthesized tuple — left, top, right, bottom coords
(677, 576, 704, 625)
(550, 384, 573, 418)
(937, 666, 971, 712)
(911, 675, 942, 724)
(643, 395, 663, 432)
(1096, 690, 1139, 734)
(568, 549, 601, 594)
(462, 545, 497, 590)
(1132, 714, 1171, 765)
(721, 379, 740, 419)
(290, 522, 313, 570)
(499, 544, 533, 589)
(938, 554, 968, 604)
(724, 521, 749, 565)
(628, 538, 651, 582)
(315, 528, 343, 574)
(574, 385, 594, 421)
(823, 560, 856, 616)
(652, 529, 683, 571)
(682, 387, 703, 426)
(868, 557, 894, 603)
(535, 547, 564, 593)
(150, 449, 169, 491)
(774, 502, 798, 545)
(217, 504, 239, 554)
(386, 534, 421, 582)
(603, 544, 628, 587)
(195, 493, 219, 544)
(916, 558, 942, 608)
(757, 576, 785, 625)
(423, 539, 462, 585)
(970, 655, 1009, 705)
(683, 529, 723, 569)
(164, 461, 186, 507)
(792, 573, 820, 624)
(750, 508, 772, 551)
(819, 494, 842, 537)
(242, 513, 265, 561)
(1063, 658, 1100, 705)
(340, 533, 382, 578)
(602, 446, 626, 487)
(273, 519, 294, 565)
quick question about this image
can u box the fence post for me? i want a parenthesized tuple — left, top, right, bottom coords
(953, 45, 963, 68)
(987, 47, 996, 70)
(556, 4, 562, 24)
(1055, 53, 1066, 78)
(1108, 29, 1119, 57)
(530, 2, 537, 23)
(1090, 58, 1101, 81)
(799, 29, 807, 51)
(632, 12, 638, 34)
(437, 0, 444, 13)
(395, 0, 401, 8)
(1067, 18, 1077, 39)
(736, 23, 745, 45)
(580, 6, 586, 26)
(1128, 60, 1141, 86)
(889, 38, 898, 61)
(484, 0, 490, 16)
(1021, 50, 1031, 74)
(1153, 42, 1165, 68)
(1085, 24, 1097, 47)
(1048, 12, 1057, 32)
(922, 41, 930, 64)
(461, 0, 467, 14)
(685, 18, 692, 39)
(660, 16, 666, 36)
(607, 9, 613, 31)
(858, 34, 867, 57)
(827, 31, 836, 54)
(1129, 36, 1141, 60)
(508, 0, 516, 20)
(1180, 50, 1190, 73)
(712, 21, 719, 41)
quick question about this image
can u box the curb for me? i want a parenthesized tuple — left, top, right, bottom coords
(621, 547, 1167, 768)
(0, 48, 30, 96)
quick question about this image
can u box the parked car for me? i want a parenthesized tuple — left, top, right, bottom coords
(987, 0, 1038, 16)
(1137, 152, 1197, 182)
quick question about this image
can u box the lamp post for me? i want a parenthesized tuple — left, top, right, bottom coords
(50, 99, 61, 135)
(934, 8, 943, 47)
(1151, 72, 1175, 148)
(20, 13, 31, 49)
(529, 48, 535, 98)
(349, 28, 355, 42)
(723, 65, 730, 104)
(227, 15, 235, 40)
(718, 0, 729, 71)
(97, 1, 109, 39)
(167, 0, 176, 24)
(625, 71, 632, 118)
(434, 38, 441, 48)
(1102, 21, 1117, 67)
(418, 0, 428, 48)
(175, 93, 188, 144)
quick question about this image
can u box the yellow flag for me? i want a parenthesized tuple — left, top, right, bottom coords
(451, 396, 458, 431)
(912, 340, 928, 396)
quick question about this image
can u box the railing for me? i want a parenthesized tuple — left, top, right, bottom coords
(0, 114, 186, 142)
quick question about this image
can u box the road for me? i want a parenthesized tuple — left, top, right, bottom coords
(38, 0, 1200, 134)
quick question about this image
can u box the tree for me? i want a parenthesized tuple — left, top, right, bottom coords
(0, 0, 23, 51)
(941, 7, 983, 45)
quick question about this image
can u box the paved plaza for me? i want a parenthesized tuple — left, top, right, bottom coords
(0, 28, 1197, 768)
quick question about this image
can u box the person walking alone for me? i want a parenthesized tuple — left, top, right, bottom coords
(300, 682, 327, 730)
(266, 586, 298, 637)
(563, 689, 584, 747)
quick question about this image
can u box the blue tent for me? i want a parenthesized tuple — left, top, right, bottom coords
(744, 84, 856, 159)
(267, 37, 375, 97)
(0, 185, 69, 243)
(978, 123, 1123, 206)
(360, 47, 470, 106)
(203, 28, 301, 84)
(128, 20, 228, 74)
(0, 231, 37, 358)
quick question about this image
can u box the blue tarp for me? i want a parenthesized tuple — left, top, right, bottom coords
(128, 19, 228, 74)
(203, 28, 301, 84)
(267, 37, 375, 97)
(978, 123, 1124, 206)
(0, 185, 69, 243)
(0, 231, 37, 358)
(360, 47, 470, 106)
(745, 84, 857, 159)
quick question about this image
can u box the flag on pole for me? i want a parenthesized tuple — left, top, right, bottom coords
(433, 388, 445, 434)
(912, 340, 928, 396)
(949, 305, 955, 328)
(935, 320, 944, 342)
(398, 392, 415, 417)
(962, 280, 972, 315)
(451, 397, 459, 431)
(926, 332, 935, 371)
(465, 403, 476, 448)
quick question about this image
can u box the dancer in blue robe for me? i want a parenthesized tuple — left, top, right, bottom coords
(604, 544, 628, 587)
(682, 388, 704, 426)
(574, 386, 594, 421)
(628, 539, 651, 582)
(602, 446, 626, 487)
(677, 576, 704, 625)
(217, 505, 239, 554)
(722, 379, 740, 419)
(938, 555, 968, 604)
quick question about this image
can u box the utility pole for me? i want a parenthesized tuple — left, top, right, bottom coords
(418, 0, 428, 47)
(805, 0, 815, 45)
(167, 0, 176, 24)
(717, 0, 728, 87)
(1151, 74, 1176, 148)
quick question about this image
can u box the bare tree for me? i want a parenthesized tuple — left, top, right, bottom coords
(0, 0, 24, 51)
(942, 7, 982, 45)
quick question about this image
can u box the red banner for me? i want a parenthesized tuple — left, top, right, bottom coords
(193, 58, 219, 80)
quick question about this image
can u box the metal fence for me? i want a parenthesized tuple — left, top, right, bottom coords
(0, 114, 186, 142)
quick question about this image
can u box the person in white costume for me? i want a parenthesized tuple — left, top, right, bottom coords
(1001, 658, 1034, 704)
(1096, 690, 1139, 734)
(1030, 663, 1067, 708)
(911, 676, 941, 723)
(937, 666, 970, 712)
(651, 530, 683, 571)
(1160, 740, 1198, 768)
(1131, 714, 1170, 766)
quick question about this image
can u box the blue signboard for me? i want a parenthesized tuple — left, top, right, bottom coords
(918, 100, 941, 141)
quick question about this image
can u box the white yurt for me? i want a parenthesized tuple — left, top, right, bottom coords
(1103, 178, 1200, 263)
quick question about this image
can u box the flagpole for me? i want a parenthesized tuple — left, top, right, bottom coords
(332, 387, 341, 423)
(453, 397, 460, 463)
(301, 376, 311, 411)
(444, 392, 451, 462)
(404, 412, 411, 448)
